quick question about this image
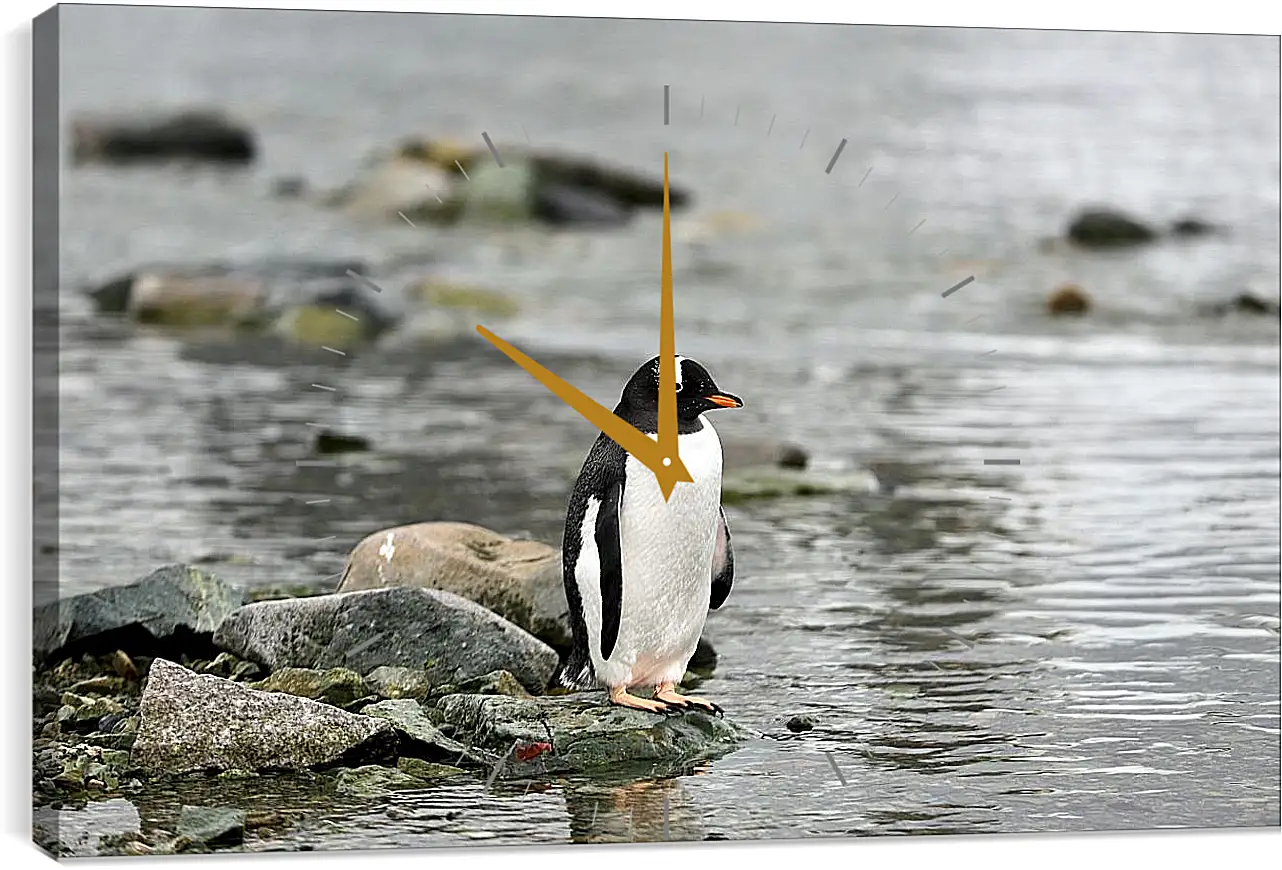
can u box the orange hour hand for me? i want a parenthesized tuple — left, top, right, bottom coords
(475, 326, 693, 498)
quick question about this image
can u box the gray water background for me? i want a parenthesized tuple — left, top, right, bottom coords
(48, 6, 1279, 848)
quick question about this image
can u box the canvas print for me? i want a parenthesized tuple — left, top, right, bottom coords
(30, 4, 1280, 857)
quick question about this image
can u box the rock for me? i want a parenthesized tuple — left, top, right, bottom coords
(1047, 284, 1092, 316)
(720, 467, 878, 505)
(326, 153, 461, 222)
(1199, 292, 1281, 319)
(1065, 208, 1157, 248)
(193, 651, 258, 680)
(408, 279, 520, 317)
(721, 437, 810, 472)
(397, 757, 467, 780)
(334, 765, 426, 797)
(532, 181, 632, 227)
(130, 659, 397, 774)
(84, 260, 398, 346)
(689, 636, 718, 676)
(68, 675, 123, 696)
(33, 564, 243, 666)
(249, 667, 373, 709)
(458, 158, 539, 223)
(785, 715, 816, 733)
(336, 522, 571, 651)
(366, 666, 433, 702)
(71, 109, 255, 165)
(361, 698, 494, 766)
(531, 149, 692, 211)
(313, 430, 370, 455)
(108, 650, 139, 681)
(437, 693, 756, 776)
(213, 586, 559, 694)
(176, 806, 245, 848)
(74, 696, 124, 724)
(270, 176, 307, 199)
(1170, 216, 1217, 237)
(335, 138, 691, 228)
(453, 670, 531, 699)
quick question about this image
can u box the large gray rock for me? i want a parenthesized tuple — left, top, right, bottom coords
(131, 659, 396, 775)
(336, 524, 571, 650)
(213, 586, 559, 694)
(33, 565, 243, 666)
(436, 693, 758, 778)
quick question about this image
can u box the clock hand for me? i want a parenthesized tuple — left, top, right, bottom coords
(475, 325, 694, 496)
(657, 151, 680, 486)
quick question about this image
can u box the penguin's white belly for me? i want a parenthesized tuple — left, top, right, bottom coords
(578, 423, 724, 689)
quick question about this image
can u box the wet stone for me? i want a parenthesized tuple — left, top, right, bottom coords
(213, 586, 559, 694)
(130, 659, 397, 775)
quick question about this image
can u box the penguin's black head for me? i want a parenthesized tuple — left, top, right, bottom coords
(619, 355, 744, 423)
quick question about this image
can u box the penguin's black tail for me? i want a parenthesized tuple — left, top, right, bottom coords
(555, 647, 596, 691)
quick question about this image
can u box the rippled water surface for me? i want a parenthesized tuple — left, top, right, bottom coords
(47, 7, 1280, 846)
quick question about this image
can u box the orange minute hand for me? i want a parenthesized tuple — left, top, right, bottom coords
(655, 151, 682, 499)
(475, 326, 694, 499)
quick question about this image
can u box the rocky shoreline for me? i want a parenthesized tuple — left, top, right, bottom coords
(31, 532, 760, 857)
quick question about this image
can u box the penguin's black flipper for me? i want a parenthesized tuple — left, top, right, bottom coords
(596, 479, 625, 660)
(710, 504, 735, 610)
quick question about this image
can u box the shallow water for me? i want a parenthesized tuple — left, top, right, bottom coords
(46, 7, 1280, 846)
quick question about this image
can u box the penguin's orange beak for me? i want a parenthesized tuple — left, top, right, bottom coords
(705, 393, 744, 409)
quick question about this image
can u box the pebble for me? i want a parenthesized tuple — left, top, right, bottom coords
(785, 715, 816, 733)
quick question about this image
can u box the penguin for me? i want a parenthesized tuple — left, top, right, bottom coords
(557, 354, 743, 715)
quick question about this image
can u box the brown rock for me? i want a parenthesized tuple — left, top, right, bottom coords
(336, 522, 571, 650)
(1047, 284, 1092, 316)
(111, 650, 140, 682)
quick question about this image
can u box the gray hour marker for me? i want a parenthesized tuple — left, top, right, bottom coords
(663, 85, 670, 125)
(824, 138, 847, 174)
(481, 132, 503, 167)
(767, 114, 776, 136)
(984, 459, 1021, 466)
(941, 276, 975, 298)
(825, 752, 848, 785)
(346, 269, 383, 293)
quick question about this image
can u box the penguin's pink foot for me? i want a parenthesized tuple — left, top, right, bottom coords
(654, 682, 724, 717)
(609, 685, 684, 715)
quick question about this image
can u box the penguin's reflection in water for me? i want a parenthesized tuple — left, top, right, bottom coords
(563, 772, 707, 844)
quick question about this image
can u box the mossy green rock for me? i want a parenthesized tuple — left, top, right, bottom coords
(436, 693, 758, 777)
(720, 468, 878, 505)
(396, 757, 467, 780)
(177, 806, 245, 847)
(249, 667, 372, 709)
(409, 280, 520, 317)
(453, 669, 530, 699)
(361, 699, 494, 767)
(334, 765, 426, 798)
(366, 666, 433, 702)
